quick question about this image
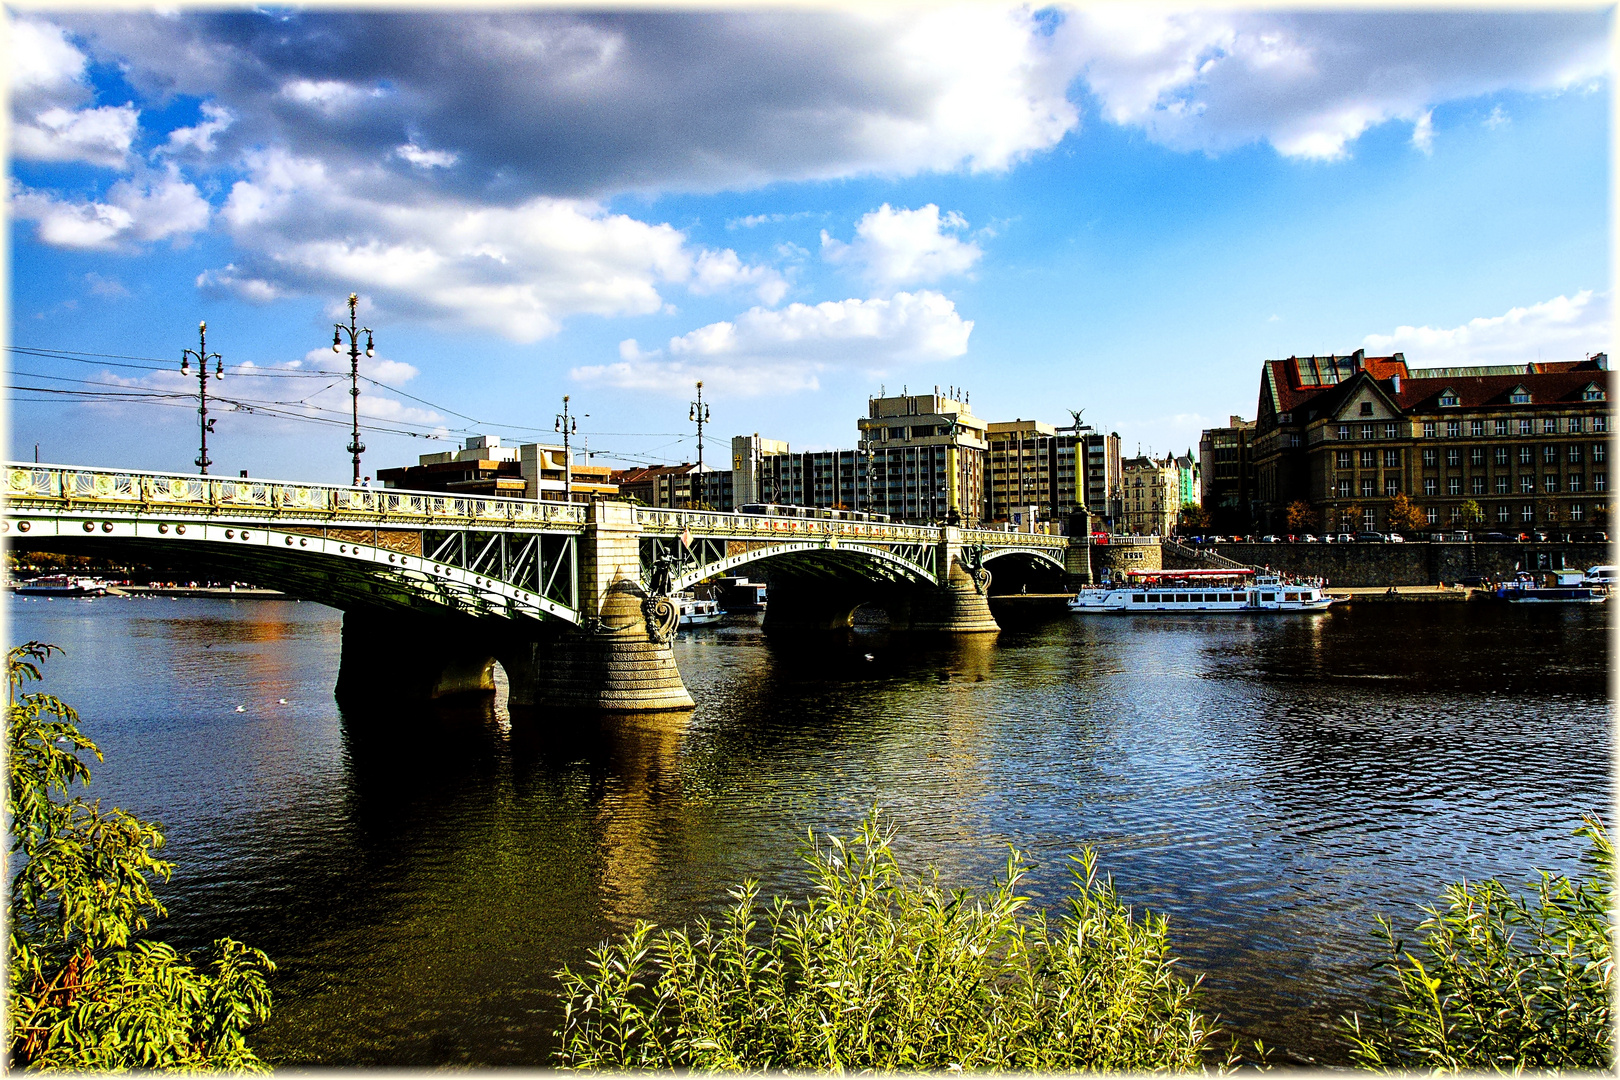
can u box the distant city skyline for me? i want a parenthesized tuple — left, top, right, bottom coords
(9, 6, 1611, 484)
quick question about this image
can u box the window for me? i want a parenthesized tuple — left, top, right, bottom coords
(1335, 450, 1351, 469)
(1384, 449, 1400, 468)
(1446, 420, 1461, 438)
(1543, 418, 1558, 434)
(1494, 476, 1509, 494)
(1543, 445, 1557, 464)
(1569, 474, 1584, 492)
(1446, 449, 1460, 467)
(1595, 415, 1609, 432)
(1337, 479, 1351, 498)
(1422, 448, 1438, 467)
(1381, 422, 1395, 439)
(1519, 446, 1533, 465)
(1423, 478, 1438, 496)
(1385, 479, 1399, 497)
(1510, 387, 1531, 404)
(1470, 448, 1484, 467)
(1519, 418, 1533, 435)
(1569, 416, 1584, 434)
(1361, 423, 1374, 440)
(1497, 505, 1511, 523)
(1450, 506, 1462, 521)
(1522, 504, 1535, 523)
(1359, 450, 1375, 468)
(1520, 474, 1535, 494)
(1425, 507, 1438, 524)
(1572, 503, 1585, 521)
(1360, 479, 1375, 498)
(1470, 420, 1484, 437)
(1423, 421, 1436, 438)
(1544, 474, 1559, 493)
(1440, 390, 1459, 407)
(1596, 473, 1607, 492)
(1337, 424, 1350, 441)
(1494, 447, 1508, 466)
(1494, 419, 1508, 436)
(1289, 433, 1301, 448)
(1447, 477, 1461, 496)
(1359, 401, 1373, 416)
(1277, 412, 1292, 424)
(1583, 385, 1606, 401)
(1470, 477, 1485, 495)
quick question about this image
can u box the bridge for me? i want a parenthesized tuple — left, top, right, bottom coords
(4, 463, 1088, 712)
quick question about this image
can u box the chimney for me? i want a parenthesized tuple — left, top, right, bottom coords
(1391, 374, 1401, 395)
(1594, 352, 1609, 371)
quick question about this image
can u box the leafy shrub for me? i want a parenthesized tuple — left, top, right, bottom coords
(555, 811, 1221, 1071)
(7, 642, 276, 1071)
(1343, 819, 1613, 1071)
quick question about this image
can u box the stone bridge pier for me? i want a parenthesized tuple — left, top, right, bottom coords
(337, 500, 693, 713)
(762, 527, 999, 634)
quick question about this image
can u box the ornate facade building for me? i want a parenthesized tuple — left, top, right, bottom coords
(1253, 350, 1610, 533)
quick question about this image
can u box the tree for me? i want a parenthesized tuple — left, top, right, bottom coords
(1458, 499, 1485, 528)
(7, 643, 275, 1071)
(1285, 501, 1316, 533)
(1341, 502, 1364, 533)
(1177, 502, 1208, 531)
(1387, 493, 1425, 537)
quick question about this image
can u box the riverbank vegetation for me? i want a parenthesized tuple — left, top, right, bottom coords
(1343, 818, 1612, 1071)
(6, 642, 275, 1071)
(555, 811, 1224, 1071)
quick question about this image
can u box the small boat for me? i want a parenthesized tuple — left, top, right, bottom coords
(1068, 569, 1335, 613)
(1496, 571, 1607, 604)
(678, 595, 724, 625)
(713, 576, 767, 612)
(12, 574, 108, 597)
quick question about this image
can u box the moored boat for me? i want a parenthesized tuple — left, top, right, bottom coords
(1068, 569, 1334, 613)
(12, 574, 108, 597)
(678, 595, 724, 625)
(1495, 571, 1607, 604)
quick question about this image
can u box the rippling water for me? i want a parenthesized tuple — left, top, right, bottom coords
(8, 595, 1611, 1066)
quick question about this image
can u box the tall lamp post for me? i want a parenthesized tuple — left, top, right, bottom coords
(688, 380, 710, 508)
(555, 395, 577, 503)
(180, 321, 224, 475)
(331, 293, 374, 486)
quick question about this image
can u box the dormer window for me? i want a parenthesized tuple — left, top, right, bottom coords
(1509, 386, 1531, 404)
(1359, 402, 1373, 416)
(1582, 383, 1606, 401)
(1439, 389, 1460, 407)
(1277, 412, 1292, 424)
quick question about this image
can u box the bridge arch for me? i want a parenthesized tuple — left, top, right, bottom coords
(669, 540, 938, 592)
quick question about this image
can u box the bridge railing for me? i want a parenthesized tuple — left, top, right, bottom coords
(6, 463, 589, 529)
(633, 505, 941, 544)
(957, 526, 1068, 549)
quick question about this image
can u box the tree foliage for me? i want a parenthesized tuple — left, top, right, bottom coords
(1344, 819, 1613, 1072)
(1285, 501, 1316, 533)
(556, 811, 1224, 1072)
(7, 642, 275, 1071)
(1386, 493, 1425, 537)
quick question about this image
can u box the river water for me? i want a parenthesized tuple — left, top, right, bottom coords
(7, 595, 1611, 1066)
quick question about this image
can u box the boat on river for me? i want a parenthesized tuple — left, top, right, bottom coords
(1495, 571, 1607, 604)
(1068, 569, 1335, 613)
(12, 574, 108, 597)
(678, 595, 724, 625)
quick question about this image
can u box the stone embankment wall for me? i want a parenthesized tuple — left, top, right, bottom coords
(1165, 541, 1611, 587)
(1090, 541, 1162, 577)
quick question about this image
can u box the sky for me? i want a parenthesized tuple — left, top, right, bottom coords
(7, 5, 1613, 484)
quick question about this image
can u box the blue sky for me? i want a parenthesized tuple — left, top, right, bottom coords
(8, 6, 1612, 483)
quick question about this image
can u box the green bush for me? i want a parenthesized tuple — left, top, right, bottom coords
(1344, 819, 1613, 1072)
(555, 811, 1222, 1071)
(7, 642, 276, 1071)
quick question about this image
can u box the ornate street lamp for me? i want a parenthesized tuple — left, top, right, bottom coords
(180, 320, 224, 475)
(331, 293, 374, 486)
(555, 395, 577, 503)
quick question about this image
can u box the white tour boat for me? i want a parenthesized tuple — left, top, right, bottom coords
(12, 574, 108, 597)
(1068, 569, 1335, 614)
(678, 595, 724, 625)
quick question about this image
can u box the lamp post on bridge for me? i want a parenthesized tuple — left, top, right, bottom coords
(331, 293, 374, 486)
(555, 395, 577, 503)
(688, 380, 709, 509)
(180, 321, 224, 475)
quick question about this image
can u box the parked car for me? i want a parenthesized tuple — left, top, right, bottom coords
(1480, 531, 1512, 542)
(1354, 531, 1387, 543)
(1584, 530, 1608, 542)
(1299, 533, 1320, 543)
(1387, 533, 1406, 543)
(1335, 532, 1354, 543)
(1260, 534, 1280, 543)
(1530, 530, 1550, 542)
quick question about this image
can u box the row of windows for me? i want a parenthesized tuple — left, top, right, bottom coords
(1334, 473, 1605, 498)
(1335, 415, 1608, 440)
(1334, 444, 1607, 470)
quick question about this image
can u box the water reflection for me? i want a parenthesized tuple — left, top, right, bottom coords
(6, 597, 1609, 1068)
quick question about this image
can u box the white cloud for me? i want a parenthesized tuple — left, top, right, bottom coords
(1363, 291, 1611, 369)
(691, 249, 788, 305)
(11, 170, 210, 250)
(395, 143, 458, 169)
(13, 103, 139, 168)
(1059, 8, 1608, 160)
(84, 272, 130, 298)
(10, 18, 138, 168)
(822, 203, 982, 286)
(1485, 104, 1510, 130)
(162, 102, 234, 155)
(1410, 110, 1434, 155)
(577, 290, 972, 395)
(10, 18, 89, 98)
